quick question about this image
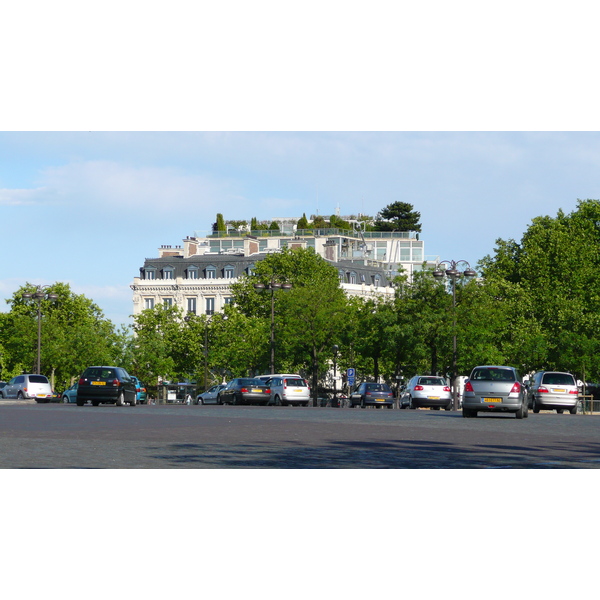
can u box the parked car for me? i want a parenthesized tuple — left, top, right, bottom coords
(130, 376, 148, 404)
(350, 382, 394, 408)
(77, 366, 137, 407)
(264, 375, 310, 406)
(401, 375, 452, 410)
(0, 374, 53, 402)
(462, 365, 528, 419)
(217, 378, 272, 405)
(196, 384, 226, 405)
(61, 382, 79, 403)
(528, 371, 579, 414)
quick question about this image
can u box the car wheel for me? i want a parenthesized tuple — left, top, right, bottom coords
(116, 392, 125, 406)
(130, 394, 137, 407)
(76, 398, 84, 406)
(274, 395, 281, 406)
(17, 392, 24, 400)
(462, 408, 477, 418)
(409, 396, 416, 409)
(387, 404, 393, 409)
(515, 405, 524, 419)
(532, 398, 540, 413)
(360, 398, 365, 409)
(444, 402, 452, 411)
(62, 396, 68, 403)
(557, 409, 564, 414)
(216, 394, 222, 405)
(92, 400, 100, 407)
(569, 406, 577, 415)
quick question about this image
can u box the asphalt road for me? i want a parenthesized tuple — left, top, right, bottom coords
(1, 402, 599, 468)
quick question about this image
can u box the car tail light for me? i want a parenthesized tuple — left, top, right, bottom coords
(78, 378, 85, 385)
(265, 388, 271, 394)
(414, 385, 424, 391)
(465, 381, 474, 392)
(240, 387, 249, 393)
(569, 389, 579, 394)
(538, 386, 549, 393)
(443, 386, 450, 392)
(510, 382, 521, 393)
(112, 379, 121, 386)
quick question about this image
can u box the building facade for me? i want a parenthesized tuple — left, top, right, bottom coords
(131, 224, 438, 318)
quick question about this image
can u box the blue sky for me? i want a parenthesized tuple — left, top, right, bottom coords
(2, 131, 600, 327)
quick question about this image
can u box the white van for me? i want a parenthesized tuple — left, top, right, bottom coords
(255, 374, 311, 406)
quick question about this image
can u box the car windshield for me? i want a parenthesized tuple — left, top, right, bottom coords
(85, 368, 116, 379)
(239, 378, 262, 386)
(285, 378, 306, 386)
(365, 384, 390, 391)
(542, 373, 575, 385)
(471, 368, 514, 382)
(418, 377, 445, 386)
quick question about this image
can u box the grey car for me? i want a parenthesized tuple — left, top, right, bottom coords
(401, 375, 452, 410)
(462, 365, 528, 419)
(1, 374, 53, 402)
(528, 371, 579, 414)
(195, 384, 226, 405)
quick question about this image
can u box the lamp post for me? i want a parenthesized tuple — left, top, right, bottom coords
(22, 285, 58, 374)
(432, 260, 477, 410)
(254, 277, 292, 374)
(332, 344, 339, 407)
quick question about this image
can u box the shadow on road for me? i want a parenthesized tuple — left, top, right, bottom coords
(146, 438, 600, 468)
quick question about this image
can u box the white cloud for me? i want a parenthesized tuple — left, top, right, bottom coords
(0, 187, 48, 206)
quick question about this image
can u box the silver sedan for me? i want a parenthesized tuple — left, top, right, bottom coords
(401, 375, 452, 410)
(195, 384, 226, 405)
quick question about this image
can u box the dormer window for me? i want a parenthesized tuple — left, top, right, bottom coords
(348, 271, 357, 284)
(374, 275, 381, 287)
(163, 266, 174, 280)
(224, 265, 235, 279)
(145, 268, 156, 280)
(187, 266, 199, 279)
(205, 265, 216, 279)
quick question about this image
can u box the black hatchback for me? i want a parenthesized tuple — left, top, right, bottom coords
(77, 366, 137, 407)
(218, 378, 272, 405)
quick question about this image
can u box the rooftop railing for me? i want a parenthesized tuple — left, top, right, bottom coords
(194, 228, 418, 239)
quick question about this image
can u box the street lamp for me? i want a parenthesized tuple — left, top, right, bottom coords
(332, 344, 339, 407)
(22, 285, 58, 374)
(432, 260, 477, 410)
(254, 277, 293, 374)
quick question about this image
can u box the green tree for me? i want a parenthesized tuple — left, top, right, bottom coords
(213, 213, 227, 233)
(374, 202, 422, 232)
(1, 282, 126, 391)
(297, 213, 309, 229)
(269, 221, 280, 231)
(231, 247, 348, 404)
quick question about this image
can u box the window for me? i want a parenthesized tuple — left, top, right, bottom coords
(374, 275, 381, 287)
(338, 269, 345, 282)
(144, 298, 155, 310)
(163, 298, 173, 308)
(187, 297, 197, 314)
(348, 271, 357, 284)
(224, 265, 235, 279)
(163, 267, 174, 280)
(145, 269, 156, 280)
(206, 297, 215, 315)
(247, 264, 255, 276)
(206, 266, 216, 279)
(224, 297, 233, 305)
(187, 266, 198, 279)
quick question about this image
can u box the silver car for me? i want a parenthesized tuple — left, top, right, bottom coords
(528, 371, 578, 414)
(265, 376, 310, 406)
(462, 365, 528, 419)
(1, 374, 53, 402)
(195, 384, 226, 405)
(401, 375, 452, 410)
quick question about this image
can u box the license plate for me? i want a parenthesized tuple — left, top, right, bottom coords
(252, 388, 262, 393)
(293, 388, 302, 392)
(36, 393, 47, 397)
(482, 397, 502, 403)
(91, 381, 106, 386)
(428, 396, 440, 400)
(553, 388, 565, 393)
